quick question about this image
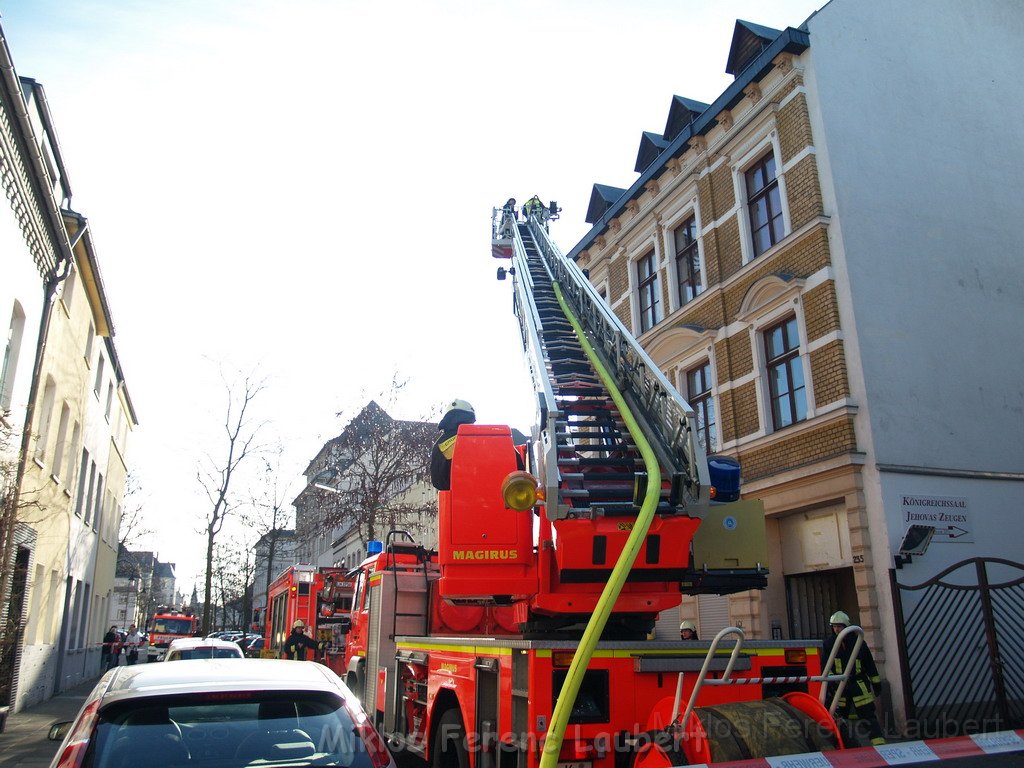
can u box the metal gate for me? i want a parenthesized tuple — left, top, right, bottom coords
(892, 557, 1024, 734)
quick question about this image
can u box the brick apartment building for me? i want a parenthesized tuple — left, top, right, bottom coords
(567, 0, 1023, 731)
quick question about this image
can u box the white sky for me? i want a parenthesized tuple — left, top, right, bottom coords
(1, 0, 824, 592)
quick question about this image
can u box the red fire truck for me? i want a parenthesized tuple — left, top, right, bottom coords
(332, 211, 863, 767)
(264, 564, 356, 663)
(146, 610, 198, 663)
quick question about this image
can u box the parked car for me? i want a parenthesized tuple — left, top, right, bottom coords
(242, 637, 266, 658)
(162, 637, 244, 661)
(48, 659, 396, 768)
(235, 635, 260, 652)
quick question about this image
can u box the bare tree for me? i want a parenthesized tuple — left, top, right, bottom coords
(197, 373, 265, 635)
(118, 473, 152, 549)
(316, 378, 437, 553)
(253, 450, 295, 624)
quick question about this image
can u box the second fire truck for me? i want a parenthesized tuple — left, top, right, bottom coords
(264, 564, 356, 663)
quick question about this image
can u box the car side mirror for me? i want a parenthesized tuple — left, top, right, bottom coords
(48, 721, 72, 741)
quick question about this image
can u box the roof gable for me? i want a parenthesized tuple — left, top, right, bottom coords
(726, 20, 782, 77)
(663, 96, 710, 142)
(585, 184, 627, 224)
(634, 131, 670, 173)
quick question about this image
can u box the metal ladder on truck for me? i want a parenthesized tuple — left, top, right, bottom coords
(501, 212, 711, 522)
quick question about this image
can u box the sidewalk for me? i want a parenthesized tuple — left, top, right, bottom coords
(0, 677, 100, 768)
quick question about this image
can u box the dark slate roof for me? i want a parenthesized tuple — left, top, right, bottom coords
(153, 561, 176, 579)
(569, 25, 809, 261)
(664, 96, 711, 143)
(634, 131, 671, 174)
(586, 184, 628, 225)
(725, 20, 783, 76)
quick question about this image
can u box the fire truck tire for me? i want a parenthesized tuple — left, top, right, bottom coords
(432, 708, 470, 768)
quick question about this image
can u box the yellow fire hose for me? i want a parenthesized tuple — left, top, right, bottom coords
(539, 282, 663, 768)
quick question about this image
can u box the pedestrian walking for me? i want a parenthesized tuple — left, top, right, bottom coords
(102, 625, 120, 670)
(123, 624, 145, 666)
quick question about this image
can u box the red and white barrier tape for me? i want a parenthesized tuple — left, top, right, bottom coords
(681, 729, 1024, 767)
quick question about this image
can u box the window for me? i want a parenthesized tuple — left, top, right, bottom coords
(105, 382, 114, 421)
(674, 216, 702, 305)
(764, 316, 806, 430)
(94, 355, 104, 397)
(74, 449, 90, 516)
(686, 362, 717, 452)
(84, 324, 94, 363)
(83, 460, 97, 524)
(52, 403, 71, 479)
(0, 301, 26, 410)
(68, 422, 81, 489)
(34, 377, 57, 462)
(636, 251, 660, 333)
(92, 473, 104, 530)
(746, 153, 784, 257)
(61, 268, 77, 309)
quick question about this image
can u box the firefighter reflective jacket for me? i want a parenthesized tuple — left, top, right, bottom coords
(429, 407, 477, 490)
(823, 632, 882, 710)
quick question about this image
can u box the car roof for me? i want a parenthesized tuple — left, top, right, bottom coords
(98, 659, 344, 705)
(167, 637, 241, 651)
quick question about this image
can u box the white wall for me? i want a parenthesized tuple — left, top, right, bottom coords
(806, 0, 1024, 472)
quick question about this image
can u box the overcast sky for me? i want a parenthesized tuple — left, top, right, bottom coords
(1, 0, 824, 593)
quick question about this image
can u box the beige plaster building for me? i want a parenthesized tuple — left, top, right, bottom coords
(0, 24, 136, 711)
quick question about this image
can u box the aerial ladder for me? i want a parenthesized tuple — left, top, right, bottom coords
(338, 207, 861, 768)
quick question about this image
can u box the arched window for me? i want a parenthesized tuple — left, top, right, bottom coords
(0, 301, 27, 410)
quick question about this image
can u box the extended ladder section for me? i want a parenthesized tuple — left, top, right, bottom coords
(506, 214, 710, 522)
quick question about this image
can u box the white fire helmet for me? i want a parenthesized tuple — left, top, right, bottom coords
(292, 619, 306, 630)
(830, 611, 851, 626)
(446, 399, 475, 415)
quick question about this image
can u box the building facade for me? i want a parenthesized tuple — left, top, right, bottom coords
(294, 401, 437, 569)
(0, 25, 136, 711)
(568, 0, 1023, 731)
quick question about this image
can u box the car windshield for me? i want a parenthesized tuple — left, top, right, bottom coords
(152, 618, 194, 635)
(87, 690, 369, 768)
(168, 648, 240, 660)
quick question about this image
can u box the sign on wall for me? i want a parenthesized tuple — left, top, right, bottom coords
(901, 494, 973, 543)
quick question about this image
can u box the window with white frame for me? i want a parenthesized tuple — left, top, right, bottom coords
(764, 315, 806, 430)
(93, 354, 104, 397)
(674, 216, 702, 306)
(35, 377, 57, 462)
(74, 449, 89, 515)
(52, 403, 71, 480)
(636, 250, 661, 333)
(685, 361, 717, 452)
(84, 324, 94, 363)
(1, 301, 27, 410)
(746, 152, 784, 257)
(61, 267, 77, 310)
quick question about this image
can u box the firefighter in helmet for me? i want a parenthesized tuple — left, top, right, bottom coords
(679, 620, 698, 640)
(283, 619, 322, 661)
(823, 611, 885, 746)
(430, 399, 476, 491)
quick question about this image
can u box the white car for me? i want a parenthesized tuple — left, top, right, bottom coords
(162, 637, 244, 661)
(48, 659, 396, 768)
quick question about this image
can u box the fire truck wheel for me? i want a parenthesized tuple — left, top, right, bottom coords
(432, 709, 470, 768)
